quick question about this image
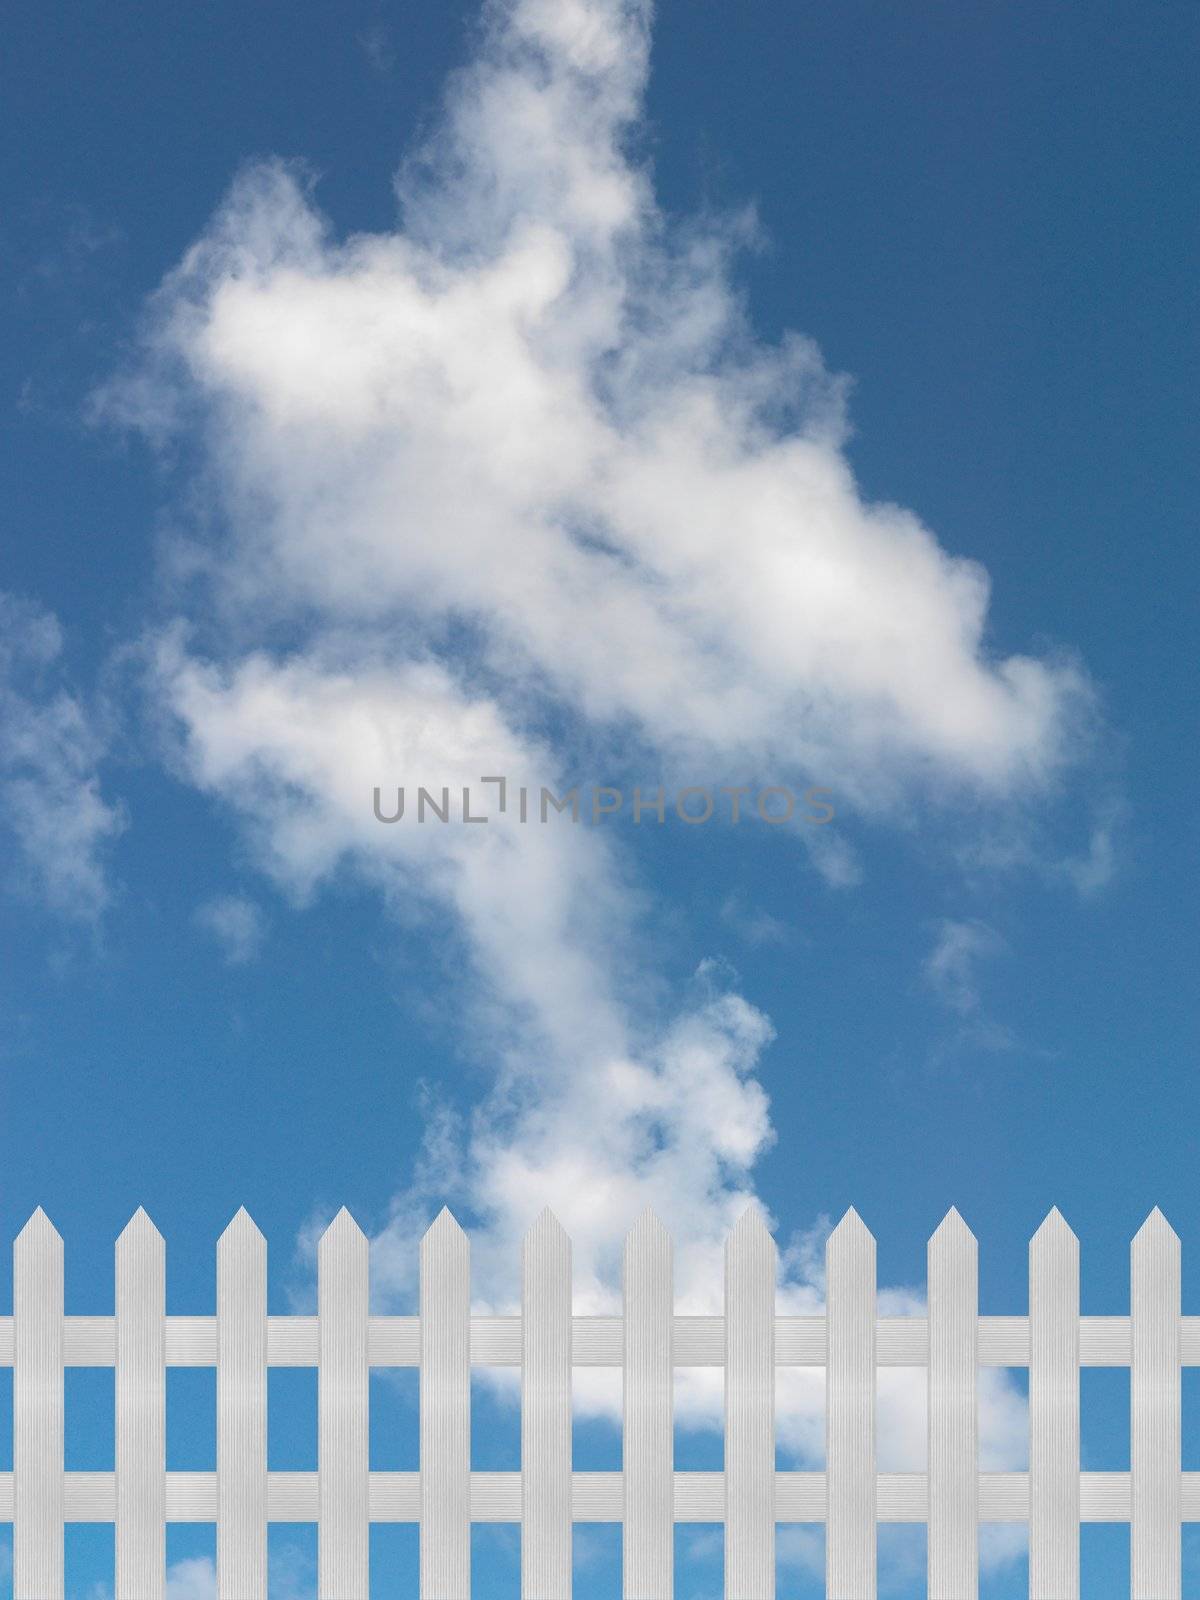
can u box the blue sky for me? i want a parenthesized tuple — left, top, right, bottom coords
(1, 1, 1197, 1595)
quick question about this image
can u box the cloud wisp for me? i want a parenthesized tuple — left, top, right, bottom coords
(194, 891, 267, 964)
(100, 0, 1091, 1494)
(0, 591, 123, 922)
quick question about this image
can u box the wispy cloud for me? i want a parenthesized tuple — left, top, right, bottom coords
(0, 591, 123, 921)
(719, 890, 792, 947)
(74, 1542, 315, 1600)
(922, 918, 1004, 1017)
(194, 891, 267, 963)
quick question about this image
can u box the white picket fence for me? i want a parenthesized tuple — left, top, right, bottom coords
(0, 1204, 1190, 1598)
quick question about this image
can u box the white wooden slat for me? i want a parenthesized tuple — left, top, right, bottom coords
(927, 1209, 977, 1598)
(522, 1208, 572, 1599)
(318, 1208, 370, 1600)
(571, 1470, 624, 1520)
(825, 1209, 876, 1599)
(217, 1208, 267, 1599)
(1131, 1209, 1181, 1598)
(420, 1208, 471, 1599)
(63, 1471, 116, 1519)
(115, 1210, 165, 1599)
(13, 1209, 64, 1600)
(369, 1316, 421, 1365)
(268, 1316, 319, 1365)
(725, 1208, 776, 1600)
(165, 1472, 217, 1518)
(1081, 1470, 1130, 1519)
(16, 1309, 1198, 1369)
(623, 1208, 673, 1599)
(1029, 1208, 1079, 1599)
(774, 1471, 826, 1522)
(978, 1318, 1029, 1365)
(52, 1463, 1200, 1526)
(369, 1471, 422, 1519)
(269, 1471, 321, 1520)
(473, 1470, 523, 1521)
(979, 1472, 1028, 1519)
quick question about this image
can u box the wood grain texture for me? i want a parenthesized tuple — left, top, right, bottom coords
(115, 1210, 165, 1599)
(927, 1209, 977, 1597)
(522, 1208, 572, 1599)
(623, 1208, 673, 1599)
(826, 1209, 876, 1600)
(1029, 1208, 1079, 1599)
(217, 1208, 268, 1598)
(13, 1209, 64, 1600)
(725, 1208, 775, 1600)
(7, 1206, 1198, 1598)
(318, 1208, 370, 1599)
(420, 1208, 471, 1599)
(1131, 1209, 1181, 1599)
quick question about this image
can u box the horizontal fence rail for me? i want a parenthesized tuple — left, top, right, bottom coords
(0, 1205, 1190, 1597)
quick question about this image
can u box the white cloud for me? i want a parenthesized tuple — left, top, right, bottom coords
(922, 918, 1004, 1017)
(719, 891, 791, 947)
(194, 891, 267, 963)
(106, 0, 1093, 815)
(80, 1545, 314, 1600)
(0, 591, 123, 920)
(1058, 794, 1125, 895)
(164, 1556, 217, 1600)
(103, 0, 1078, 1486)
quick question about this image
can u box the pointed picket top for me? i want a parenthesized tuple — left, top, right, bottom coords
(423, 1204, 467, 1246)
(728, 1203, 775, 1250)
(525, 1205, 569, 1247)
(626, 1204, 670, 1250)
(1133, 1207, 1179, 1249)
(931, 1206, 976, 1246)
(1032, 1206, 1077, 1248)
(15, 1205, 61, 1246)
(117, 1206, 163, 1247)
(219, 1205, 265, 1247)
(829, 1205, 873, 1242)
(827, 1206, 875, 1269)
(318, 1205, 367, 1253)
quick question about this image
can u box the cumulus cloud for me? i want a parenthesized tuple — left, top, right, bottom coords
(194, 891, 267, 963)
(107, 0, 1092, 810)
(0, 591, 123, 920)
(102, 0, 1072, 1504)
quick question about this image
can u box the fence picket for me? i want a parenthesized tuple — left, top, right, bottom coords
(318, 1207, 369, 1600)
(927, 1208, 977, 1597)
(421, 1208, 471, 1599)
(217, 1207, 268, 1599)
(725, 1208, 775, 1600)
(115, 1209, 165, 1599)
(623, 1208, 673, 1600)
(522, 1208, 572, 1599)
(3, 1204, 1197, 1598)
(826, 1208, 876, 1600)
(1029, 1208, 1079, 1599)
(13, 1209, 63, 1600)
(1131, 1208, 1181, 1599)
